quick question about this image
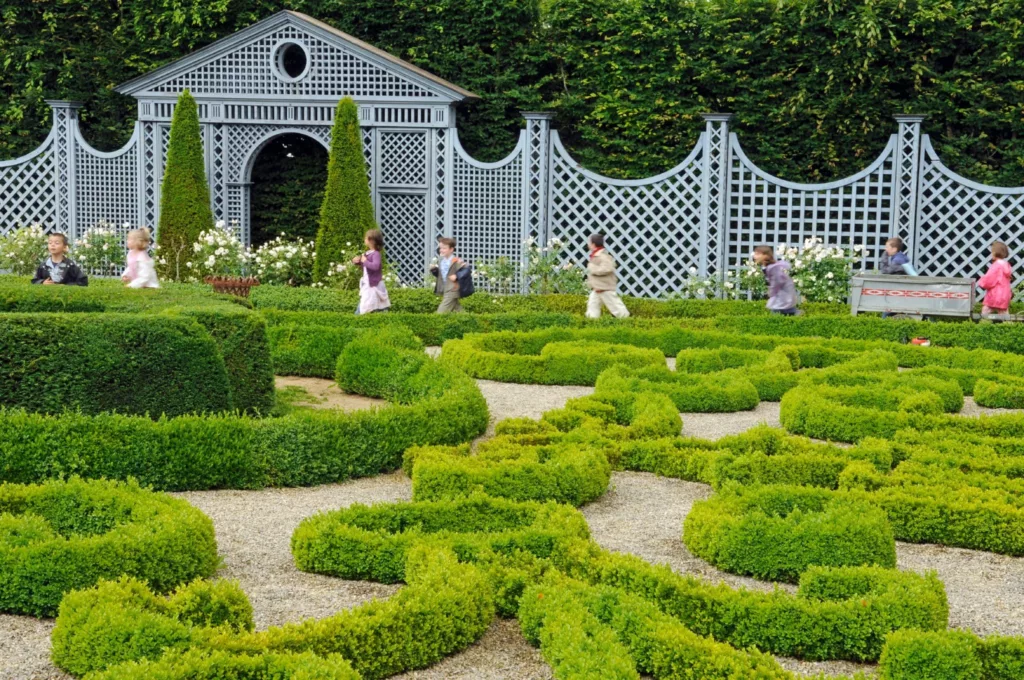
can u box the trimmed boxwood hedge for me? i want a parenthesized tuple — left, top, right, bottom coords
(0, 331, 487, 490)
(54, 546, 494, 680)
(249, 285, 847, 317)
(683, 484, 897, 582)
(0, 280, 275, 414)
(0, 477, 218, 616)
(0, 313, 233, 417)
(88, 649, 358, 680)
(879, 629, 1024, 680)
(549, 537, 948, 662)
(291, 494, 590, 584)
(520, 572, 791, 680)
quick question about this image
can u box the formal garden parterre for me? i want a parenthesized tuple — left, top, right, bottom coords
(1, 280, 1024, 679)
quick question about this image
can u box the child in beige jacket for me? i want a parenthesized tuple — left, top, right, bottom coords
(586, 233, 630, 319)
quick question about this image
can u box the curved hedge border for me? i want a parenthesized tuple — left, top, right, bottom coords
(879, 629, 1024, 680)
(0, 478, 218, 616)
(682, 484, 896, 582)
(53, 546, 494, 680)
(291, 494, 591, 583)
(0, 331, 487, 491)
(89, 650, 358, 680)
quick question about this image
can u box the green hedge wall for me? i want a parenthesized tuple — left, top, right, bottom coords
(0, 330, 487, 491)
(0, 313, 233, 417)
(0, 478, 218, 616)
(0, 281, 275, 413)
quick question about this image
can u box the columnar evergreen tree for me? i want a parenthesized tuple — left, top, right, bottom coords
(157, 89, 213, 281)
(314, 97, 376, 282)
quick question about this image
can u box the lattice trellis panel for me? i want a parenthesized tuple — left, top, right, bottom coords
(75, 137, 139, 238)
(151, 26, 436, 100)
(379, 131, 427, 187)
(0, 141, 56, 234)
(450, 134, 524, 291)
(548, 132, 705, 298)
(379, 192, 426, 284)
(726, 135, 896, 273)
(916, 135, 1024, 284)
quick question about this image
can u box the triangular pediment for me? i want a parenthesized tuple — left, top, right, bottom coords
(116, 11, 476, 103)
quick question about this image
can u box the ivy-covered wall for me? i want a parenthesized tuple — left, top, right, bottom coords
(2, 0, 1023, 185)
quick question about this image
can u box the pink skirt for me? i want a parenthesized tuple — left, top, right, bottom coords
(358, 270, 390, 314)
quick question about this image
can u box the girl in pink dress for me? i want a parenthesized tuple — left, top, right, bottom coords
(353, 228, 390, 314)
(121, 228, 160, 289)
(977, 241, 1012, 315)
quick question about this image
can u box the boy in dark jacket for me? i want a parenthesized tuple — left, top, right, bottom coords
(878, 237, 917, 276)
(429, 237, 464, 313)
(31, 233, 88, 286)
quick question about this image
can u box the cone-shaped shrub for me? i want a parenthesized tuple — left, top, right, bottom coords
(158, 90, 213, 281)
(314, 97, 376, 282)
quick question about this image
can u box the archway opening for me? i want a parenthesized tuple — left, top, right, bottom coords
(248, 133, 328, 246)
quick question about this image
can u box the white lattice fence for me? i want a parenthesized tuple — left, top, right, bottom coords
(725, 135, 896, 274)
(916, 136, 1024, 285)
(378, 192, 426, 284)
(0, 135, 56, 234)
(548, 132, 705, 298)
(450, 132, 525, 291)
(74, 127, 140, 239)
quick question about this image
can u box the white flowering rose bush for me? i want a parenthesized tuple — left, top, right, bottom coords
(0, 223, 48, 275)
(783, 238, 865, 303)
(524, 237, 587, 295)
(72, 222, 127, 276)
(671, 265, 764, 300)
(474, 256, 518, 295)
(181, 221, 248, 282)
(249, 236, 316, 286)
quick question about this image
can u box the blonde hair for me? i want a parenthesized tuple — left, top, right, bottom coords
(127, 227, 153, 248)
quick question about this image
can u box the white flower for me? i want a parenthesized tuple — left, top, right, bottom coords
(215, 220, 226, 229)
(825, 272, 834, 279)
(205, 255, 216, 267)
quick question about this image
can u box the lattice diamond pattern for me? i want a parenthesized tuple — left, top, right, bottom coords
(75, 141, 139, 239)
(152, 26, 435, 99)
(431, 128, 447, 241)
(210, 124, 226, 222)
(704, 125, 727, 275)
(726, 138, 895, 275)
(548, 145, 705, 298)
(525, 122, 546, 242)
(379, 131, 427, 187)
(893, 121, 922, 243)
(917, 147, 1024, 285)
(54, 109, 72, 231)
(0, 144, 56, 234)
(379, 193, 426, 284)
(142, 123, 159, 228)
(451, 142, 524, 291)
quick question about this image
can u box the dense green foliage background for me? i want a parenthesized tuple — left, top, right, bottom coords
(249, 134, 327, 246)
(2, 0, 1023, 185)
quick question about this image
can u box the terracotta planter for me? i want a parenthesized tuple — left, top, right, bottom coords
(205, 276, 260, 297)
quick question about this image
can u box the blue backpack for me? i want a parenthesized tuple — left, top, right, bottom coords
(455, 264, 475, 298)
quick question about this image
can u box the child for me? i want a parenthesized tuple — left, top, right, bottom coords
(879, 237, 918, 276)
(352, 228, 390, 314)
(429, 237, 464, 314)
(31, 233, 88, 286)
(586, 233, 630, 319)
(121, 227, 160, 288)
(977, 241, 1013, 315)
(753, 245, 798, 315)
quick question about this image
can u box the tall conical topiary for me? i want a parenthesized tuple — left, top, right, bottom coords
(314, 97, 376, 282)
(157, 89, 214, 280)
